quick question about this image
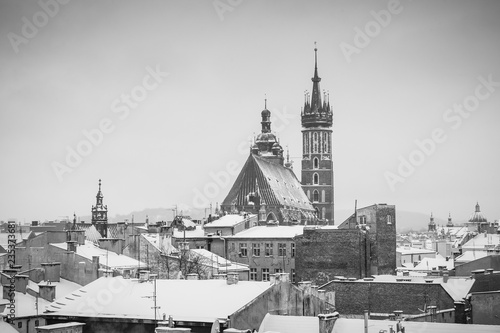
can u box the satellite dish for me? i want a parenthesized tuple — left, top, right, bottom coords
(210, 319, 220, 333)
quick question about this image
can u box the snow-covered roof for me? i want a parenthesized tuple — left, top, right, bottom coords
(462, 233, 500, 251)
(332, 318, 499, 333)
(228, 225, 305, 239)
(259, 313, 319, 333)
(454, 250, 488, 264)
(1, 278, 80, 318)
(191, 249, 249, 272)
(50, 240, 146, 269)
(397, 246, 436, 255)
(172, 227, 205, 238)
(204, 214, 254, 228)
(141, 233, 178, 255)
(45, 277, 272, 323)
(412, 255, 454, 271)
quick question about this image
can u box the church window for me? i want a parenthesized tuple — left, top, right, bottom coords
(313, 190, 319, 202)
(313, 173, 319, 185)
(313, 157, 319, 169)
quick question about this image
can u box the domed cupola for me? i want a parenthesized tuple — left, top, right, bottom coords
(469, 202, 487, 223)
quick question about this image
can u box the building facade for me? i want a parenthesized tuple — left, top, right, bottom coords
(301, 47, 334, 224)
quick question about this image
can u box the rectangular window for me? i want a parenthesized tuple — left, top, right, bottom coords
(265, 243, 273, 256)
(250, 268, 257, 281)
(252, 243, 260, 257)
(262, 268, 270, 281)
(291, 268, 296, 283)
(275, 268, 283, 274)
(231, 242, 235, 251)
(239, 243, 248, 257)
(291, 243, 295, 258)
(278, 243, 286, 257)
(387, 215, 392, 224)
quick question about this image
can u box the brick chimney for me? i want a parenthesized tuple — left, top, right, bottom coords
(318, 312, 339, 333)
(227, 272, 239, 285)
(66, 240, 77, 252)
(14, 275, 28, 294)
(442, 270, 449, 283)
(41, 262, 61, 282)
(38, 283, 56, 302)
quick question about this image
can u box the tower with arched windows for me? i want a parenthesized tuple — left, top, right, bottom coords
(301, 46, 334, 224)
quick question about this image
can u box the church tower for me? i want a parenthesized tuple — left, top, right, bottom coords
(91, 179, 108, 238)
(301, 45, 334, 224)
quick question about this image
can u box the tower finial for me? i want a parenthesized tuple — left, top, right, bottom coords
(99, 179, 101, 191)
(314, 41, 318, 69)
(264, 94, 267, 109)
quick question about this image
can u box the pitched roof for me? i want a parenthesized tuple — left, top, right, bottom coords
(259, 313, 320, 333)
(222, 154, 314, 213)
(50, 241, 146, 269)
(45, 277, 272, 323)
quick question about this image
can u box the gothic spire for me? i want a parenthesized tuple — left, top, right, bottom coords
(310, 42, 322, 112)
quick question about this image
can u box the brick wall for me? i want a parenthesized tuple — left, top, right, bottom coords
(295, 229, 368, 285)
(322, 280, 454, 315)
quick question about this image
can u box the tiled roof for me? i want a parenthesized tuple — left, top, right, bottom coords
(222, 154, 314, 215)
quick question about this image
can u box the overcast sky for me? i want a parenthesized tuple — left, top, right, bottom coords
(1, 0, 499, 223)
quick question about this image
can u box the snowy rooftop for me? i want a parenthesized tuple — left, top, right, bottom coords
(141, 233, 178, 255)
(462, 233, 500, 250)
(228, 225, 305, 239)
(259, 313, 319, 333)
(332, 318, 499, 333)
(191, 249, 249, 272)
(45, 276, 272, 323)
(367, 275, 474, 302)
(50, 240, 146, 269)
(454, 250, 488, 264)
(411, 255, 454, 271)
(397, 246, 436, 255)
(1, 278, 81, 318)
(172, 227, 205, 238)
(204, 214, 255, 228)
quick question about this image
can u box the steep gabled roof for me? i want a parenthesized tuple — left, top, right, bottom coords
(222, 154, 314, 212)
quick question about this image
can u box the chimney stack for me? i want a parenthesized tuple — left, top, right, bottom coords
(227, 272, 239, 285)
(318, 312, 339, 333)
(442, 270, 449, 283)
(38, 283, 56, 302)
(66, 240, 77, 252)
(14, 275, 28, 294)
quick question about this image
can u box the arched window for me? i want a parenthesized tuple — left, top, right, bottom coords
(313, 173, 319, 185)
(313, 190, 319, 202)
(313, 157, 319, 169)
(307, 190, 311, 200)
